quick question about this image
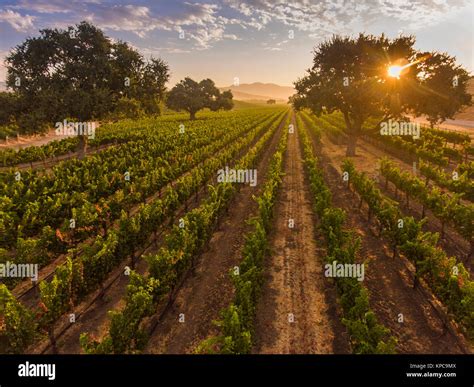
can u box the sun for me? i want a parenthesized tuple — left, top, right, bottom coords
(388, 65, 403, 79)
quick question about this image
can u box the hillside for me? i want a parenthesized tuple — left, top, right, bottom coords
(223, 89, 279, 101)
(220, 82, 295, 102)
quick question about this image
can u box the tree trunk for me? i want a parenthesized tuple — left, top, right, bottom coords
(343, 111, 359, 157)
(78, 135, 88, 159)
(190, 111, 196, 120)
(345, 133, 357, 156)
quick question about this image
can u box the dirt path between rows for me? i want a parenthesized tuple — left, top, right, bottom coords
(252, 113, 349, 354)
(144, 112, 289, 354)
(316, 133, 470, 354)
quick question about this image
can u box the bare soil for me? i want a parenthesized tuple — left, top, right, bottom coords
(252, 114, 349, 354)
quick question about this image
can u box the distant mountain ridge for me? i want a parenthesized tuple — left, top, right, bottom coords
(219, 82, 295, 102)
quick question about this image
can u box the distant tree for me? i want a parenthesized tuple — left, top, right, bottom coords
(267, 99, 276, 105)
(166, 77, 233, 119)
(292, 34, 472, 156)
(211, 90, 234, 111)
(166, 78, 204, 120)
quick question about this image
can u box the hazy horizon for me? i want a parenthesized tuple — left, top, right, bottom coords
(0, 0, 473, 87)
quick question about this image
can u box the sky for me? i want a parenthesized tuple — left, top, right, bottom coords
(0, 0, 473, 87)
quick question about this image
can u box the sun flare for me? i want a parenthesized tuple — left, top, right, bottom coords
(388, 65, 403, 78)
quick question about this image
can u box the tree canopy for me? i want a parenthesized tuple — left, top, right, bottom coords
(166, 77, 233, 119)
(292, 34, 472, 156)
(5, 21, 169, 134)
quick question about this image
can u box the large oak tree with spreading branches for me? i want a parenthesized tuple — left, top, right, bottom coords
(292, 34, 471, 156)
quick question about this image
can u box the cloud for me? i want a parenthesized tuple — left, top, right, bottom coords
(225, 0, 469, 38)
(0, 50, 9, 85)
(10, 0, 91, 14)
(1, 1, 239, 49)
(83, 5, 158, 38)
(0, 9, 35, 31)
(137, 45, 192, 56)
(264, 46, 282, 51)
(376, 0, 467, 25)
(1, 0, 469, 52)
